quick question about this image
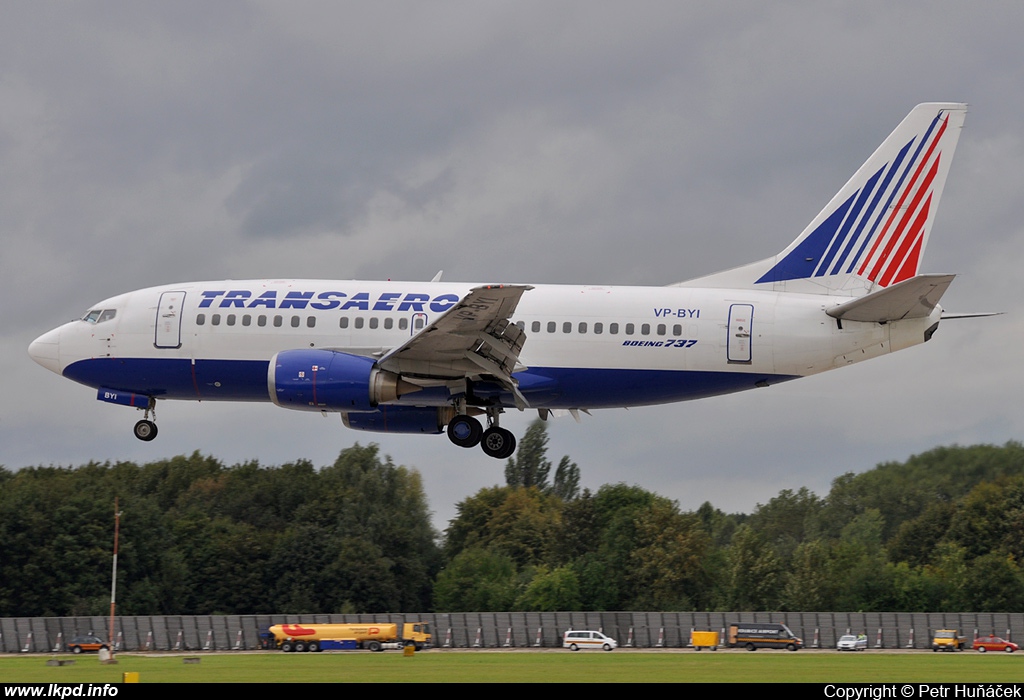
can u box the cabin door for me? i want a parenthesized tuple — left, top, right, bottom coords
(727, 303, 753, 364)
(155, 291, 186, 349)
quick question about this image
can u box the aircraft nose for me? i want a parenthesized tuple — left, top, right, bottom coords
(28, 327, 61, 374)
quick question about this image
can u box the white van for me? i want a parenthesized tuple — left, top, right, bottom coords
(563, 630, 618, 651)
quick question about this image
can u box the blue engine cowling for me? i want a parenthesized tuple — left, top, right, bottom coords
(342, 406, 450, 434)
(269, 349, 418, 412)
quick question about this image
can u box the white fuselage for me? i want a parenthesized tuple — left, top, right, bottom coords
(29, 279, 939, 411)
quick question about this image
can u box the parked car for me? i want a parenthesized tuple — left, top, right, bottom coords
(837, 634, 868, 651)
(67, 635, 110, 654)
(563, 630, 617, 651)
(972, 636, 1018, 653)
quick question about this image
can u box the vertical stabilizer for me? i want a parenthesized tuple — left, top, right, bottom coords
(676, 103, 967, 296)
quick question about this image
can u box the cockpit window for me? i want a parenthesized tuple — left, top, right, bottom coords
(82, 309, 116, 324)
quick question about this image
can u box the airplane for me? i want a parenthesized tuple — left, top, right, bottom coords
(29, 103, 972, 459)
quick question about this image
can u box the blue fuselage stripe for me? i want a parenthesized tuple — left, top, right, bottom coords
(64, 358, 799, 409)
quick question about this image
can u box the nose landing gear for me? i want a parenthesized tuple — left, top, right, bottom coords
(133, 399, 158, 441)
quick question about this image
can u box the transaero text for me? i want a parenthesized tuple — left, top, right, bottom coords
(199, 290, 460, 313)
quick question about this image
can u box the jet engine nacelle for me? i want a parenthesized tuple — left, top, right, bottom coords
(342, 406, 453, 434)
(269, 349, 419, 412)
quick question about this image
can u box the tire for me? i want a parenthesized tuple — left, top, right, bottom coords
(294, 641, 308, 653)
(71, 646, 82, 654)
(710, 646, 717, 652)
(569, 644, 579, 651)
(133, 419, 158, 441)
(787, 644, 798, 652)
(745, 643, 756, 652)
(281, 641, 294, 653)
(603, 643, 612, 651)
(367, 641, 382, 652)
(481, 427, 516, 459)
(308, 641, 320, 653)
(447, 415, 482, 448)
(1006, 646, 1015, 653)
(978, 646, 987, 653)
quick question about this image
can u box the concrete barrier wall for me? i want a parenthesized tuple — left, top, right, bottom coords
(3, 612, 1019, 652)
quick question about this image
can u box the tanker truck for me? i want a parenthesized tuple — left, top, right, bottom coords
(265, 622, 431, 652)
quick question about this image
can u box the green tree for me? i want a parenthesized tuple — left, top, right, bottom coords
(515, 566, 582, 611)
(433, 548, 518, 611)
(505, 420, 552, 489)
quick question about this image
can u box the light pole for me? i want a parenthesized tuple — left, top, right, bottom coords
(108, 498, 122, 655)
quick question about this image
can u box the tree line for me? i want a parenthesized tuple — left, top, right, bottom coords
(3, 423, 1024, 616)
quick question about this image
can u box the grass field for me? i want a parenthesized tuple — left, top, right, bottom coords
(2, 650, 1024, 684)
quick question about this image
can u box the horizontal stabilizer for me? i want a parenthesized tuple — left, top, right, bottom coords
(826, 273, 954, 322)
(941, 311, 1003, 319)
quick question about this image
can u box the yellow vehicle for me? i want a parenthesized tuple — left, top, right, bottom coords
(266, 622, 431, 652)
(932, 629, 966, 652)
(691, 631, 719, 651)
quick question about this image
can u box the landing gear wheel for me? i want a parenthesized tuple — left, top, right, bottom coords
(447, 415, 482, 448)
(133, 420, 158, 441)
(481, 427, 516, 459)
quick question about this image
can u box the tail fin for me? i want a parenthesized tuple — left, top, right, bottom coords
(676, 103, 967, 296)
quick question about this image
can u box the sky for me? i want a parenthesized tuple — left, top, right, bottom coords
(3, 1, 1024, 532)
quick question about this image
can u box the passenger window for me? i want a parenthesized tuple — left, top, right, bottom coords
(415, 316, 425, 330)
(258, 315, 267, 327)
(609, 323, 618, 334)
(196, 314, 205, 326)
(291, 316, 300, 328)
(594, 322, 603, 334)
(355, 317, 364, 329)
(340, 317, 349, 329)
(673, 324, 682, 335)
(657, 323, 665, 335)
(226, 314, 236, 326)
(578, 322, 587, 334)
(307, 316, 316, 328)
(273, 315, 282, 327)
(242, 315, 251, 327)
(399, 318, 408, 330)
(515, 321, 525, 330)
(211, 314, 221, 326)
(369, 318, 379, 329)
(641, 323, 650, 335)
(562, 321, 571, 333)
(625, 323, 634, 335)
(547, 321, 556, 333)
(532, 321, 541, 333)
(384, 318, 393, 330)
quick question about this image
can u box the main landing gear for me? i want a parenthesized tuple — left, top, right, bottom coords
(133, 400, 158, 442)
(446, 408, 516, 459)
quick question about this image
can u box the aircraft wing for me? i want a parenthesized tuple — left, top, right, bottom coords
(826, 274, 955, 323)
(377, 284, 534, 406)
